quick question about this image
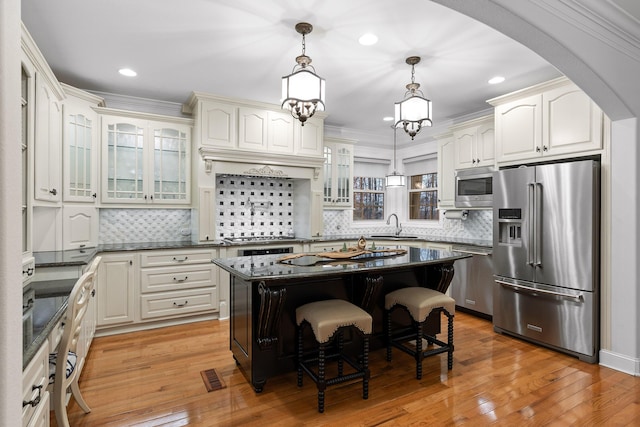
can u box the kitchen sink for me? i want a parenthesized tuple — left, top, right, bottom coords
(369, 235, 419, 239)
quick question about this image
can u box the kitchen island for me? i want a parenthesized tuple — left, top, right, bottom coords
(214, 245, 469, 392)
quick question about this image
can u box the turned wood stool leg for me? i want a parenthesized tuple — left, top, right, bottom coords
(416, 320, 423, 380)
(297, 324, 303, 387)
(318, 343, 327, 413)
(386, 309, 392, 362)
(363, 335, 370, 400)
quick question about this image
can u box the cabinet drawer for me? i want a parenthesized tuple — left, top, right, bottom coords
(22, 339, 49, 427)
(140, 264, 215, 293)
(139, 249, 214, 267)
(48, 318, 65, 354)
(140, 287, 218, 319)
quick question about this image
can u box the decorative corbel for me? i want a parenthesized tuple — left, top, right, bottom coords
(204, 159, 213, 174)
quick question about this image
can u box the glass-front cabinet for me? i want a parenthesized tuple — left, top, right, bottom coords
(100, 110, 192, 205)
(62, 85, 103, 202)
(323, 137, 355, 208)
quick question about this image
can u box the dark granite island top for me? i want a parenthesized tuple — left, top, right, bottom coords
(214, 246, 469, 392)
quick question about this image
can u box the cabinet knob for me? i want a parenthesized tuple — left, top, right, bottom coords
(92, 193, 97, 199)
(543, 145, 548, 152)
(536, 146, 541, 152)
(49, 188, 57, 196)
(472, 159, 476, 164)
(476, 158, 480, 163)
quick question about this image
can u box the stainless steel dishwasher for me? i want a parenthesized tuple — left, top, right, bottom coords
(450, 244, 493, 318)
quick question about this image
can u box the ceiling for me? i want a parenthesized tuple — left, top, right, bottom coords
(21, 0, 561, 144)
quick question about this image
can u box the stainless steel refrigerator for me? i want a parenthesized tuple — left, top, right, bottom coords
(492, 159, 600, 363)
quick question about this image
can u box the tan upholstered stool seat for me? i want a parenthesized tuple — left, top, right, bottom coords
(296, 299, 372, 413)
(296, 299, 373, 343)
(385, 287, 455, 323)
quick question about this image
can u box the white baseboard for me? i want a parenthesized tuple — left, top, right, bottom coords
(599, 349, 640, 376)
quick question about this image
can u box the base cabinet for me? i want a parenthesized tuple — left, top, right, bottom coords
(139, 249, 219, 320)
(96, 249, 219, 334)
(96, 253, 136, 327)
(22, 339, 50, 427)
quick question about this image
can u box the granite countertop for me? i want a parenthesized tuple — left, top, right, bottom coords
(23, 278, 76, 369)
(33, 236, 491, 269)
(214, 246, 471, 282)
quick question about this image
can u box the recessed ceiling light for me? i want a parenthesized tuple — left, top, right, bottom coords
(488, 76, 505, 84)
(383, 116, 394, 122)
(358, 33, 378, 46)
(119, 68, 137, 77)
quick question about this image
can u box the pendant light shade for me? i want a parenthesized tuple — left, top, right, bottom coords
(281, 22, 325, 125)
(386, 127, 406, 187)
(394, 56, 432, 140)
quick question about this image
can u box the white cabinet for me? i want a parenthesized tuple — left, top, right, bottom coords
(436, 133, 455, 209)
(197, 99, 237, 148)
(423, 242, 452, 251)
(21, 58, 34, 263)
(197, 187, 216, 242)
(22, 338, 50, 427)
(296, 116, 324, 157)
(96, 253, 136, 327)
(188, 93, 325, 158)
(323, 137, 356, 208)
(33, 73, 63, 204)
(452, 116, 495, 170)
(100, 111, 192, 205)
(491, 77, 603, 164)
(268, 110, 296, 153)
(62, 85, 102, 203)
(139, 249, 218, 320)
(62, 205, 98, 250)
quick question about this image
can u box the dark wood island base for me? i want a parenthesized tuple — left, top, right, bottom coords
(215, 246, 467, 393)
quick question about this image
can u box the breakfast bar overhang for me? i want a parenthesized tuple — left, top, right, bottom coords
(214, 246, 469, 392)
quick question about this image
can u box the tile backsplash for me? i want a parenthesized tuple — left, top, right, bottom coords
(215, 175, 294, 239)
(99, 202, 491, 244)
(323, 209, 493, 241)
(99, 209, 192, 244)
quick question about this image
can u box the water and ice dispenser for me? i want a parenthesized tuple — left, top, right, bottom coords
(497, 208, 523, 247)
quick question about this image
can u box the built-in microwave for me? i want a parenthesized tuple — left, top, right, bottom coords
(454, 167, 494, 208)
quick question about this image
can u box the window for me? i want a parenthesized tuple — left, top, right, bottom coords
(353, 177, 385, 220)
(409, 173, 439, 220)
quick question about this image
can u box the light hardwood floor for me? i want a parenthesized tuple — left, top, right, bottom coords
(54, 312, 640, 426)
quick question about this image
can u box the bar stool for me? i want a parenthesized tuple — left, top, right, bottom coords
(385, 287, 455, 380)
(296, 299, 372, 413)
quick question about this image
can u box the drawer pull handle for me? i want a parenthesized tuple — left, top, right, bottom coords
(173, 256, 188, 262)
(23, 384, 43, 407)
(173, 276, 188, 282)
(173, 301, 188, 307)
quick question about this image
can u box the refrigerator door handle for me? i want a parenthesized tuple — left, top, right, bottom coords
(495, 279, 584, 302)
(527, 182, 536, 266)
(535, 182, 543, 267)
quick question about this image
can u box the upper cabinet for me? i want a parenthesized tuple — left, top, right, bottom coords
(436, 133, 455, 209)
(187, 92, 325, 163)
(323, 137, 356, 208)
(62, 84, 104, 203)
(22, 24, 66, 206)
(98, 109, 193, 205)
(489, 77, 603, 164)
(451, 116, 495, 170)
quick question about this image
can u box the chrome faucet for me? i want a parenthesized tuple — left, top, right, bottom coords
(386, 213, 402, 236)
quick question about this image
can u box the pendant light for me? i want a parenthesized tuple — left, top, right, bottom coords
(281, 22, 326, 126)
(385, 127, 406, 187)
(394, 56, 432, 140)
